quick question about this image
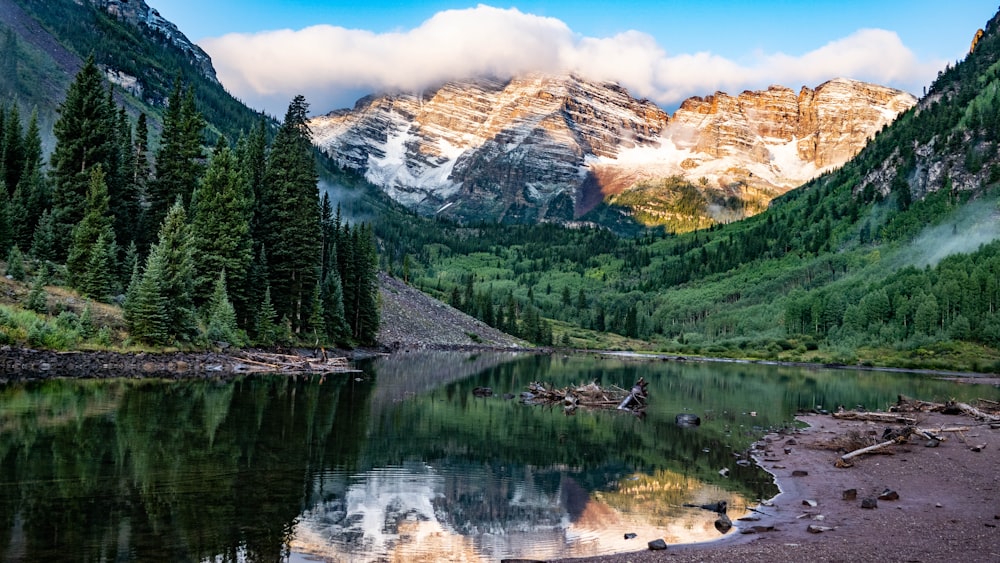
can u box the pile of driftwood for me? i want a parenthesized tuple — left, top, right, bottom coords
(232, 351, 359, 374)
(891, 394, 1000, 421)
(830, 395, 999, 468)
(523, 377, 648, 414)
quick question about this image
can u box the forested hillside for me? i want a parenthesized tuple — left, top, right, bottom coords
(373, 10, 1000, 371)
(0, 59, 380, 350)
(0, 0, 268, 146)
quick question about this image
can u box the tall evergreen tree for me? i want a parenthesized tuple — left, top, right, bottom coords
(29, 209, 57, 262)
(255, 285, 278, 346)
(109, 106, 140, 249)
(242, 119, 269, 243)
(123, 249, 170, 345)
(259, 95, 321, 333)
(145, 79, 205, 250)
(66, 166, 117, 299)
(320, 241, 350, 345)
(125, 201, 197, 344)
(16, 110, 49, 250)
(349, 223, 380, 345)
(2, 104, 23, 195)
(190, 138, 253, 318)
(80, 230, 117, 302)
(49, 56, 117, 258)
(11, 109, 47, 251)
(205, 270, 244, 346)
(0, 183, 11, 255)
(154, 201, 197, 342)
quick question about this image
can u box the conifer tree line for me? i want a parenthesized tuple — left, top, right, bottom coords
(0, 57, 379, 348)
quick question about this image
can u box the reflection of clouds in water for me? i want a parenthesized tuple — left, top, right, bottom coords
(290, 463, 751, 562)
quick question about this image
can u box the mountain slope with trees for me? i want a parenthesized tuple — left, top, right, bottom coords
(373, 10, 1000, 371)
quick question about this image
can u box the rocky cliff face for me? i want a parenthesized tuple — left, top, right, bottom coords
(311, 75, 915, 226)
(89, 0, 217, 83)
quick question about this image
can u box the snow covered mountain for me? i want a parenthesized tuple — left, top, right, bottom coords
(310, 74, 916, 227)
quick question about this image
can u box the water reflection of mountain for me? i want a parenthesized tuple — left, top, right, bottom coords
(292, 461, 751, 562)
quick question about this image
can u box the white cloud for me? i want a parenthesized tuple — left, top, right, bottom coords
(201, 4, 944, 117)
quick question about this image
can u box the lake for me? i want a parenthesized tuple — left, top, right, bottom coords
(0, 351, 997, 561)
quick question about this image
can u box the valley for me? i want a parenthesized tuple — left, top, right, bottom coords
(1, 2, 1000, 562)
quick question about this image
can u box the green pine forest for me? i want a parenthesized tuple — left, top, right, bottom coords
(3, 1, 1000, 372)
(0, 57, 380, 349)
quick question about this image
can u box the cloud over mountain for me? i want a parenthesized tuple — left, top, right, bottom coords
(201, 4, 944, 116)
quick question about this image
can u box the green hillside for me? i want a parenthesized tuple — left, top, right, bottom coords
(0, 0, 268, 144)
(375, 10, 1000, 371)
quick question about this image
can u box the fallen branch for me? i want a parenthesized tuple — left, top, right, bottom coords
(832, 411, 917, 425)
(955, 402, 1000, 422)
(919, 426, 969, 433)
(836, 438, 897, 467)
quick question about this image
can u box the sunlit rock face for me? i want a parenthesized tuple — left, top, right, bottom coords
(310, 74, 915, 225)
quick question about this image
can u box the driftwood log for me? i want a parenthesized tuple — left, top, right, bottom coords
(233, 351, 358, 374)
(955, 402, 1000, 422)
(836, 438, 899, 467)
(832, 411, 917, 425)
(524, 378, 648, 413)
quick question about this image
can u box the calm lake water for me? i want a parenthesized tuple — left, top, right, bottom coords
(0, 351, 997, 562)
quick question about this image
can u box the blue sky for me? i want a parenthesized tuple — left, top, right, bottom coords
(151, 1, 995, 116)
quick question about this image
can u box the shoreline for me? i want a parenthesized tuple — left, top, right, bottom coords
(594, 349, 1000, 382)
(4, 344, 1000, 384)
(559, 409, 1000, 563)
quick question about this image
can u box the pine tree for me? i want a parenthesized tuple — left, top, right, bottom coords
(9, 183, 29, 251)
(0, 182, 11, 255)
(21, 109, 42, 185)
(5, 245, 25, 281)
(132, 113, 151, 248)
(205, 270, 243, 346)
(79, 302, 95, 339)
(17, 113, 50, 251)
(152, 201, 197, 342)
(321, 242, 350, 345)
(121, 240, 139, 290)
(80, 230, 117, 302)
(25, 263, 48, 314)
(66, 166, 117, 299)
(29, 209, 57, 262)
(306, 279, 325, 343)
(49, 56, 118, 258)
(349, 223, 380, 345)
(189, 138, 253, 316)
(145, 80, 205, 251)
(242, 119, 268, 245)
(2, 104, 23, 195)
(255, 285, 278, 346)
(259, 95, 321, 333)
(245, 245, 269, 338)
(123, 249, 170, 345)
(110, 106, 140, 249)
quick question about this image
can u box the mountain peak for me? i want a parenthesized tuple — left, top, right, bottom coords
(311, 76, 915, 227)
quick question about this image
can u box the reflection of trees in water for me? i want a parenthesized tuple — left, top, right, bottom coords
(363, 351, 531, 416)
(0, 376, 360, 562)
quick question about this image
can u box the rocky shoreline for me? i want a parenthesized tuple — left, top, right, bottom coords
(560, 409, 1000, 563)
(0, 346, 278, 380)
